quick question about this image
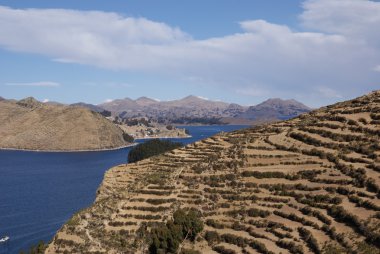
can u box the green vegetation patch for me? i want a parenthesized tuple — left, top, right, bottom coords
(149, 209, 203, 254)
(128, 139, 182, 163)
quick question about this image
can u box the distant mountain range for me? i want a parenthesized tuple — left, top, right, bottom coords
(97, 95, 311, 124)
(0, 95, 311, 126)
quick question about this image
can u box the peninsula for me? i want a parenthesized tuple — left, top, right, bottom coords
(0, 97, 132, 151)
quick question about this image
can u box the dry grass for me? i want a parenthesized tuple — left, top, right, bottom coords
(0, 98, 128, 151)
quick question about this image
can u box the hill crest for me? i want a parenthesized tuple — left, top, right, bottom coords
(0, 98, 130, 151)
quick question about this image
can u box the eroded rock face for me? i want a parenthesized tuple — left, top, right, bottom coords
(48, 91, 380, 253)
(0, 98, 129, 151)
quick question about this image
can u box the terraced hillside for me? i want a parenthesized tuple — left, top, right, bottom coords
(47, 91, 380, 253)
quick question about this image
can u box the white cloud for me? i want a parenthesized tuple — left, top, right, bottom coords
(5, 81, 61, 87)
(316, 86, 342, 98)
(196, 96, 209, 100)
(42, 98, 49, 103)
(0, 1, 379, 106)
(301, 0, 380, 46)
(104, 99, 113, 103)
(374, 65, 380, 72)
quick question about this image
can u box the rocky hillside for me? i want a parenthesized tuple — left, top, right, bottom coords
(47, 91, 380, 253)
(99, 96, 310, 125)
(0, 97, 129, 151)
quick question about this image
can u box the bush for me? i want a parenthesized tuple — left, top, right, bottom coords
(205, 231, 221, 244)
(128, 139, 182, 163)
(149, 209, 203, 254)
(212, 245, 236, 254)
(298, 227, 320, 254)
(246, 208, 270, 218)
(123, 132, 135, 143)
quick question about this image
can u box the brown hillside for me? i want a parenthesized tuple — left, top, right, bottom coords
(47, 90, 380, 253)
(0, 97, 129, 151)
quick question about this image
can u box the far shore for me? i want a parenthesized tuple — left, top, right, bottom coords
(135, 134, 192, 140)
(0, 134, 194, 153)
(174, 123, 251, 127)
(0, 143, 138, 153)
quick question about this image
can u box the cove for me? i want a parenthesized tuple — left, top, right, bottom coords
(0, 125, 248, 253)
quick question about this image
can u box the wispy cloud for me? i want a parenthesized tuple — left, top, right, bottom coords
(5, 81, 61, 87)
(316, 86, 342, 98)
(373, 65, 380, 72)
(235, 87, 269, 97)
(196, 96, 209, 100)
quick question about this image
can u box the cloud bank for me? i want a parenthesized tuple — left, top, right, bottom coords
(0, 0, 379, 105)
(5, 81, 61, 87)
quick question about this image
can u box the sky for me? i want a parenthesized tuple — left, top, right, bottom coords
(0, 0, 379, 107)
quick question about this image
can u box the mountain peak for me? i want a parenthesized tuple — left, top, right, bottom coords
(135, 96, 157, 106)
(240, 97, 311, 120)
(17, 97, 42, 108)
(259, 98, 311, 109)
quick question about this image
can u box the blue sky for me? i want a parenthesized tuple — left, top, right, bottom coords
(0, 0, 379, 107)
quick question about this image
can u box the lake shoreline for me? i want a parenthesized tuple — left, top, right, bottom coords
(0, 135, 194, 153)
(0, 143, 137, 153)
(135, 134, 192, 140)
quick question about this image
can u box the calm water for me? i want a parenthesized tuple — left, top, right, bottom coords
(0, 125, 247, 253)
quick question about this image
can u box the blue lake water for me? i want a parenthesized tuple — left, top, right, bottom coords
(0, 125, 248, 253)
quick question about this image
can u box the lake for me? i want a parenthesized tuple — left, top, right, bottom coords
(0, 125, 248, 253)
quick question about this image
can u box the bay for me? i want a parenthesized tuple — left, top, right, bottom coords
(0, 125, 247, 253)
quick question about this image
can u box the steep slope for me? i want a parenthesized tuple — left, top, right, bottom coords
(48, 91, 380, 253)
(239, 98, 311, 121)
(0, 97, 129, 151)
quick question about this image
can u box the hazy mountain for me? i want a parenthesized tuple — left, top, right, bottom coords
(70, 102, 106, 113)
(45, 101, 65, 106)
(159, 95, 229, 109)
(48, 90, 380, 253)
(135, 96, 158, 106)
(99, 96, 309, 124)
(239, 98, 311, 121)
(99, 97, 140, 113)
(0, 97, 130, 151)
